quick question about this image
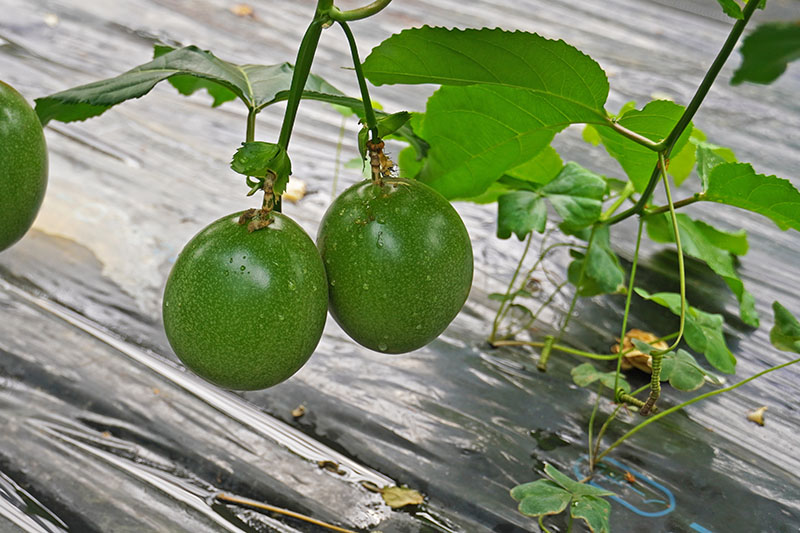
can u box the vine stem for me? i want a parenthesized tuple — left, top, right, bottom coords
(596, 356, 800, 463)
(601, 181, 635, 220)
(277, 18, 324, 151)
(606, 120, 662, 151)
(640, 153, 686, 415)
(491, 233, 533, 341)
(492, 240, 578, 342)
(644, 194, 703, 217)
(590, 384, 650, 469)
(553, 225, 598, 353)
(339, 20, 380, 142)
(215, 493, 356, 533)
(603, 0, 761, 227)
(246, 108, 256, 143)
(492, 339, 620, 360)
(613, 217, 644, 394)
(330, 0, 392, 21)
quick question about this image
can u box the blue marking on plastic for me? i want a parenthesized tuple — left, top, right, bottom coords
(690, 523, 713, 533)
(572, 456, 676, 518)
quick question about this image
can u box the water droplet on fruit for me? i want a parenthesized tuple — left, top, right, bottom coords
(426, 275, 432, 281)
(242, 256, 247, 260)
(330, 279, 336, 286)
(376, 232, 384, 248)
(240, 265, 246, 271)
(415, 324, 422, 330)
(288, 280, 296, 291)
(278, 314, 285, 321)
(224, 271, 229, 277)
(378, 343, 388, 351)
(362, 283, 369, 290)
(229, 258, 233, 263)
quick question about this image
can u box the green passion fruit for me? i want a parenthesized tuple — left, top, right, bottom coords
(163, 212, 328, 390)
(0, 81, 48, 252)
(317, 178, 473, 354)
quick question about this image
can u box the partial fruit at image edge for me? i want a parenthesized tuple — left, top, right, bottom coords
(163, 212, 328, 390)
(0, 81, 48, 252)
(317, 177, 474, 354)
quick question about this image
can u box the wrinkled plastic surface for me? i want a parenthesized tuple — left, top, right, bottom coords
(1, 0, 799, 531)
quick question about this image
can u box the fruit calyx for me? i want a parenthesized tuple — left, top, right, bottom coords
(367, 139, 395, 187)
(238, 208, 273, 232)
(239, 171, 279, 232)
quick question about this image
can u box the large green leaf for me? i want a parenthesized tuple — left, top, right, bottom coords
(732, 22, 800, 85)
(363, 27, 609, 109)
(510, 480, 572, 517)
(661, 350, 707, 391)
(770, 302, 800, 354)
(497, 191, 547, 239)
(596, 100, 692, 192)
(572, 495, 611, 533)
(567, 227, 626, 296)
(35, 45, 356, 124)
(701, 163, 800, 232)
(497, 162, 604, 239)
(542, 163, 606, 229)
(635, 289, 736, 373)
(363, 27, 610, 199)
(645, 213, 757, 326)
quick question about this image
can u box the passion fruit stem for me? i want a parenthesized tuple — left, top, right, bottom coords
(338, 19, 380, 142)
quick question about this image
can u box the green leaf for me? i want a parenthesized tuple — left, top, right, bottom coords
(716, 0, 744, 18)
(693, 219, 748, 256)
(583, 124, 602, 146)
(35, 45, 354, 125)
(596, 100, 692, 192)
(635, 289, 737, 373)
(497, 192, 546, 239)
(506, 146, 564, 186)
(571, 363, 631, 393)
(702, 163, 800, 232)
(661, 350, 707, 391)
(398, 145, 423, 179)
(231, 142, 292, 194)
(571, 495, 612, 533)
(363, 28, 609, 107)
(770, 302, 800, 353)
(732, 22, 800, 85)
(694, 140, 737, 188)
(645, 213, 757, 326)
(363, 27, 609, 199)
(358, 111, 412, 159)
(541, 163, 606, 230)
(567, 227, 626, 296)
(510, 480, 572, 517)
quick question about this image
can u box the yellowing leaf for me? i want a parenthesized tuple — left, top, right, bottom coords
(381, 486, 424, 508)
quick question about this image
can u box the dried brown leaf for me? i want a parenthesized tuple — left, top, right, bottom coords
(612, 329, 668, 373)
